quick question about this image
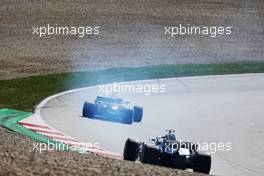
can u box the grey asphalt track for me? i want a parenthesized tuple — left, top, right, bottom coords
(39, 73, 264, 176)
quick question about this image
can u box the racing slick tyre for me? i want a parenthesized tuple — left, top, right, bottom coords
(82, 102, 96, 118)
(123, 138, 139, 161)
(141, 144, 160, 165)
(193, 153, 211, 174)
(121, 109, 133, 124)
(133, 106, 143, 122)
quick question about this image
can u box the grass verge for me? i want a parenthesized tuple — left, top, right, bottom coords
(1, 62, 264, 111)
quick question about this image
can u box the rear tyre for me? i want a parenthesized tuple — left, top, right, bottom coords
(193, 153, 211, 174)
(141, 144, 160, 165)
(82, 102, 95, 118)
(123, 138, 139, 161)
(133, 106, 143, 122)
(121, 109, 133, 124)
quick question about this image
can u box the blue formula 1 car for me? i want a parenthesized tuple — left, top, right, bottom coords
(82, 96, 143, 124)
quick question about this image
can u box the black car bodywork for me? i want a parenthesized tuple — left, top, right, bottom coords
(123, 130, 211, 174)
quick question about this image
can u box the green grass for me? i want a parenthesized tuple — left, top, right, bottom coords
(1, 62, 264, 111)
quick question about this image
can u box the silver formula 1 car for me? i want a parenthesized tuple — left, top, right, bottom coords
(123, 130, 211, 174)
